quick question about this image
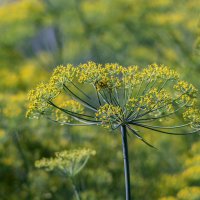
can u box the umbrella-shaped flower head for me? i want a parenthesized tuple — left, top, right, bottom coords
(26, 62, 200, 146)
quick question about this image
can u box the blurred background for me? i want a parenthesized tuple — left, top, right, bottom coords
(0, 0, 200, 199)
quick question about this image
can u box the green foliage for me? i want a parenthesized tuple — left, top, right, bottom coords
(158, 141, 200, 200)
(0, 0, 46, 67)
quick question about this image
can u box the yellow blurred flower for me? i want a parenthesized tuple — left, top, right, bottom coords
(177, 187, 200, 200)
(0, 129, 6, 138)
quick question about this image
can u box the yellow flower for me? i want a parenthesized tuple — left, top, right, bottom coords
(177, 187, 200, 200)
(78, 61, 123, 91)
(174, 81, 198, 106)
(1, 93, 26, 118)
(35, 148, 96, 177)
(50, 64, 77, 90)
(55, 100, 84, 124)
(26, 82, 59, 119)
(96, 104, 122, 127)
(141, 63, 179, 81)
(0, 129, 6, 138)
(183, 107, 200, 128)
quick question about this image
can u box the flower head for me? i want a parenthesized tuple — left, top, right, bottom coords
(35, 148, 96, 177)
(27, 62, 200, 147)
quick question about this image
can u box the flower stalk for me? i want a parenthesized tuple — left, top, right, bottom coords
(71, 178, 81, 200)
(121, 125, 131, 200)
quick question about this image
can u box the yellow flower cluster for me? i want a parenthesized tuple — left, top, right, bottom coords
(50, 64, 77, 90)
(122, 66, 139, 88)
(26, 82, 59, 119)
(0, 69, 18, 89)
(183, 107, 200, 128)
(28, 82, 59, 102)
(78, 61, 123, 91)
(174, 81, 198, 105)
(126, 97, 138, 111)
(160, 186, 200, 200)
(0, 129, 5, 139)
(184, 155, 200, 168)
(122, 64, 179, 89)
(56, 100, 84, 124)
(78, 61, 101, 83)
(176, 80, 197, 92)
(0, 93, 26, 118)
(138, 88, 173, 116)
(177, 187, 200, 200)
(96, 104, 122, 127)
(182, 165, 200, 182)
(141, 64, 179, 81)
(35, 148, 96, 177)
(26, 62, 199, 130)
(0, 0, 44, 24)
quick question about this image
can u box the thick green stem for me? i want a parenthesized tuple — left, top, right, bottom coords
(121, 125, 131, 200)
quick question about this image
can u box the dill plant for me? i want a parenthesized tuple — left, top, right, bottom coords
(35, 148, 95, 200)
(27, 62, 200, 200)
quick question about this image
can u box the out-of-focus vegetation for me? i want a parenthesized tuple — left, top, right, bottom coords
(0, 0, 199, 199)
(159, 141, 200, 200)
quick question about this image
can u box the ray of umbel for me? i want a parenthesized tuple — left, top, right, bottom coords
(26, 62, 200, 200)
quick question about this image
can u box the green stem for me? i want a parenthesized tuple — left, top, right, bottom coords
(12, 132, 31, 200)
(121, 125, 131, 200)
(71, 178, 81, 200)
